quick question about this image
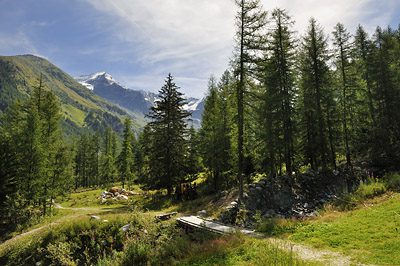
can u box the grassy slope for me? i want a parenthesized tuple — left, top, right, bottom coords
(3, 184, 400, 265)
(286, 192, 400, 265)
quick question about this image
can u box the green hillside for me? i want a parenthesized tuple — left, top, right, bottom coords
(0, 54, 140, 136)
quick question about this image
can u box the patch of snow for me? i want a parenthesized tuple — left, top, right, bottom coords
(183, 98, 203, 111)
(79, 81, 94, 90)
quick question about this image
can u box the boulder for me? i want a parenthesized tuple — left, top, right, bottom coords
(119, 188, 127, 194)
(121, 224, 133, 233)
(116, 195, 128, 200)
(197, 210, 208, 217)
(90, 215, 100, 221)
(109, 187, 119, 194)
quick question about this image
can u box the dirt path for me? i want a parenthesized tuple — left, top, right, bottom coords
(0, 203, 104, 249)
(266, 237, 372, 266)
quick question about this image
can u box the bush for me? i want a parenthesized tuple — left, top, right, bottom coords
(355, 178, 386, 199)
(384, 172, 400, 191)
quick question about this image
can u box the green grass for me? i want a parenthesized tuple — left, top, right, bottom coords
(59, 185, 142, 208)
(287, 192, 400, 265)
(176, 233, 315, 266)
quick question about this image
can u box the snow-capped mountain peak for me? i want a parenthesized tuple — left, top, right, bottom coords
(74, 72, 127, 90)
(73, 72, 205, 128)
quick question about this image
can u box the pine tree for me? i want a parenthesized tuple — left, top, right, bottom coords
(332, 22, 354, 170)
(147, 73, 191, 195)
(75, 133, 90, 188)
(186, 125, 202, 176)
(101, 126, 118, 187)
(298, 18, 334, 170)
(199, 76, 223, 190)
(87, 131, 101, 187)
(368, 26, 400, 169)
(234, 0, 267, 204)
(136, 124, 153, 185)
(118, 118, 135, 188)
(258, 8, 296, 177)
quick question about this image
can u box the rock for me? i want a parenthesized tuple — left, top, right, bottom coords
(126, 191, 140, 196)
(103, 220, 109, 223)
(197, 210, 208, 217)
(220, 191, 227, 197)
(90, 216, 100, 221)
(109, 187, 119, 194)
(114, 192, 120, 196)
(256, 186, 262, 191)
(101, 198, 107, 203)
(121, 224, 133, 233)
(119, 188, 127, 194)
(258, 180, 266, 186)
(304, 203, 309, 208)
(116, 195, 128, 200)
(230, 201, 238, 207)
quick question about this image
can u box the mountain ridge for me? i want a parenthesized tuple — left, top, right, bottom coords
(74, 72, 204, 128)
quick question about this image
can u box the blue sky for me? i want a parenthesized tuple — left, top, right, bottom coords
(1, 0, 399, 98)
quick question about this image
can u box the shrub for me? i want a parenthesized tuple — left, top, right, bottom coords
(384, 172, 400, 191)
(45, 242, 77, 266)
(355, 178, 386, 199)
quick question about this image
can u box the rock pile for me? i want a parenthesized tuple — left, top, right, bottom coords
(219, 169, 352, 226)
(99, 187, 140, 202)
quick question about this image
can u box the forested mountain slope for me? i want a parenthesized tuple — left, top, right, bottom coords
(0, 54, 139, 136)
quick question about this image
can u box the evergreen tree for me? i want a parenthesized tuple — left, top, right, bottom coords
(368, 26, 400, 169)
(101, 126, 118, 187)
(332, 22, 354, 170)
(87, 131, 101, 187)
(75, 133, 90, 188)
(233, 0, 267, 203)
(199, 76, 223, 190)
(298, 18, 335, 170)
(118, 118, 135, 188)
(147, 73, 191, 195)
(186, 125, 202, 176)
(258, 8, 297, 177)
(136, 124, 153, 185)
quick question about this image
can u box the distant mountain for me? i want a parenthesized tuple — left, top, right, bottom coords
(74, 72, 204, 128)
(0, 55, 139, 136)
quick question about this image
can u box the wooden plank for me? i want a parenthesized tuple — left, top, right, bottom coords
(176, 216, 260, 237)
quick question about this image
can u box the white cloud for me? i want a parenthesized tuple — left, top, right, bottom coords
(261, 0, 398, 34)
(83, 0, 399, 98)
(0, 30, 38, 56)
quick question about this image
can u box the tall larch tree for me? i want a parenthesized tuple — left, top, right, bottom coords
(234, 0, 267, 204)
(332, 22, 354, 171)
